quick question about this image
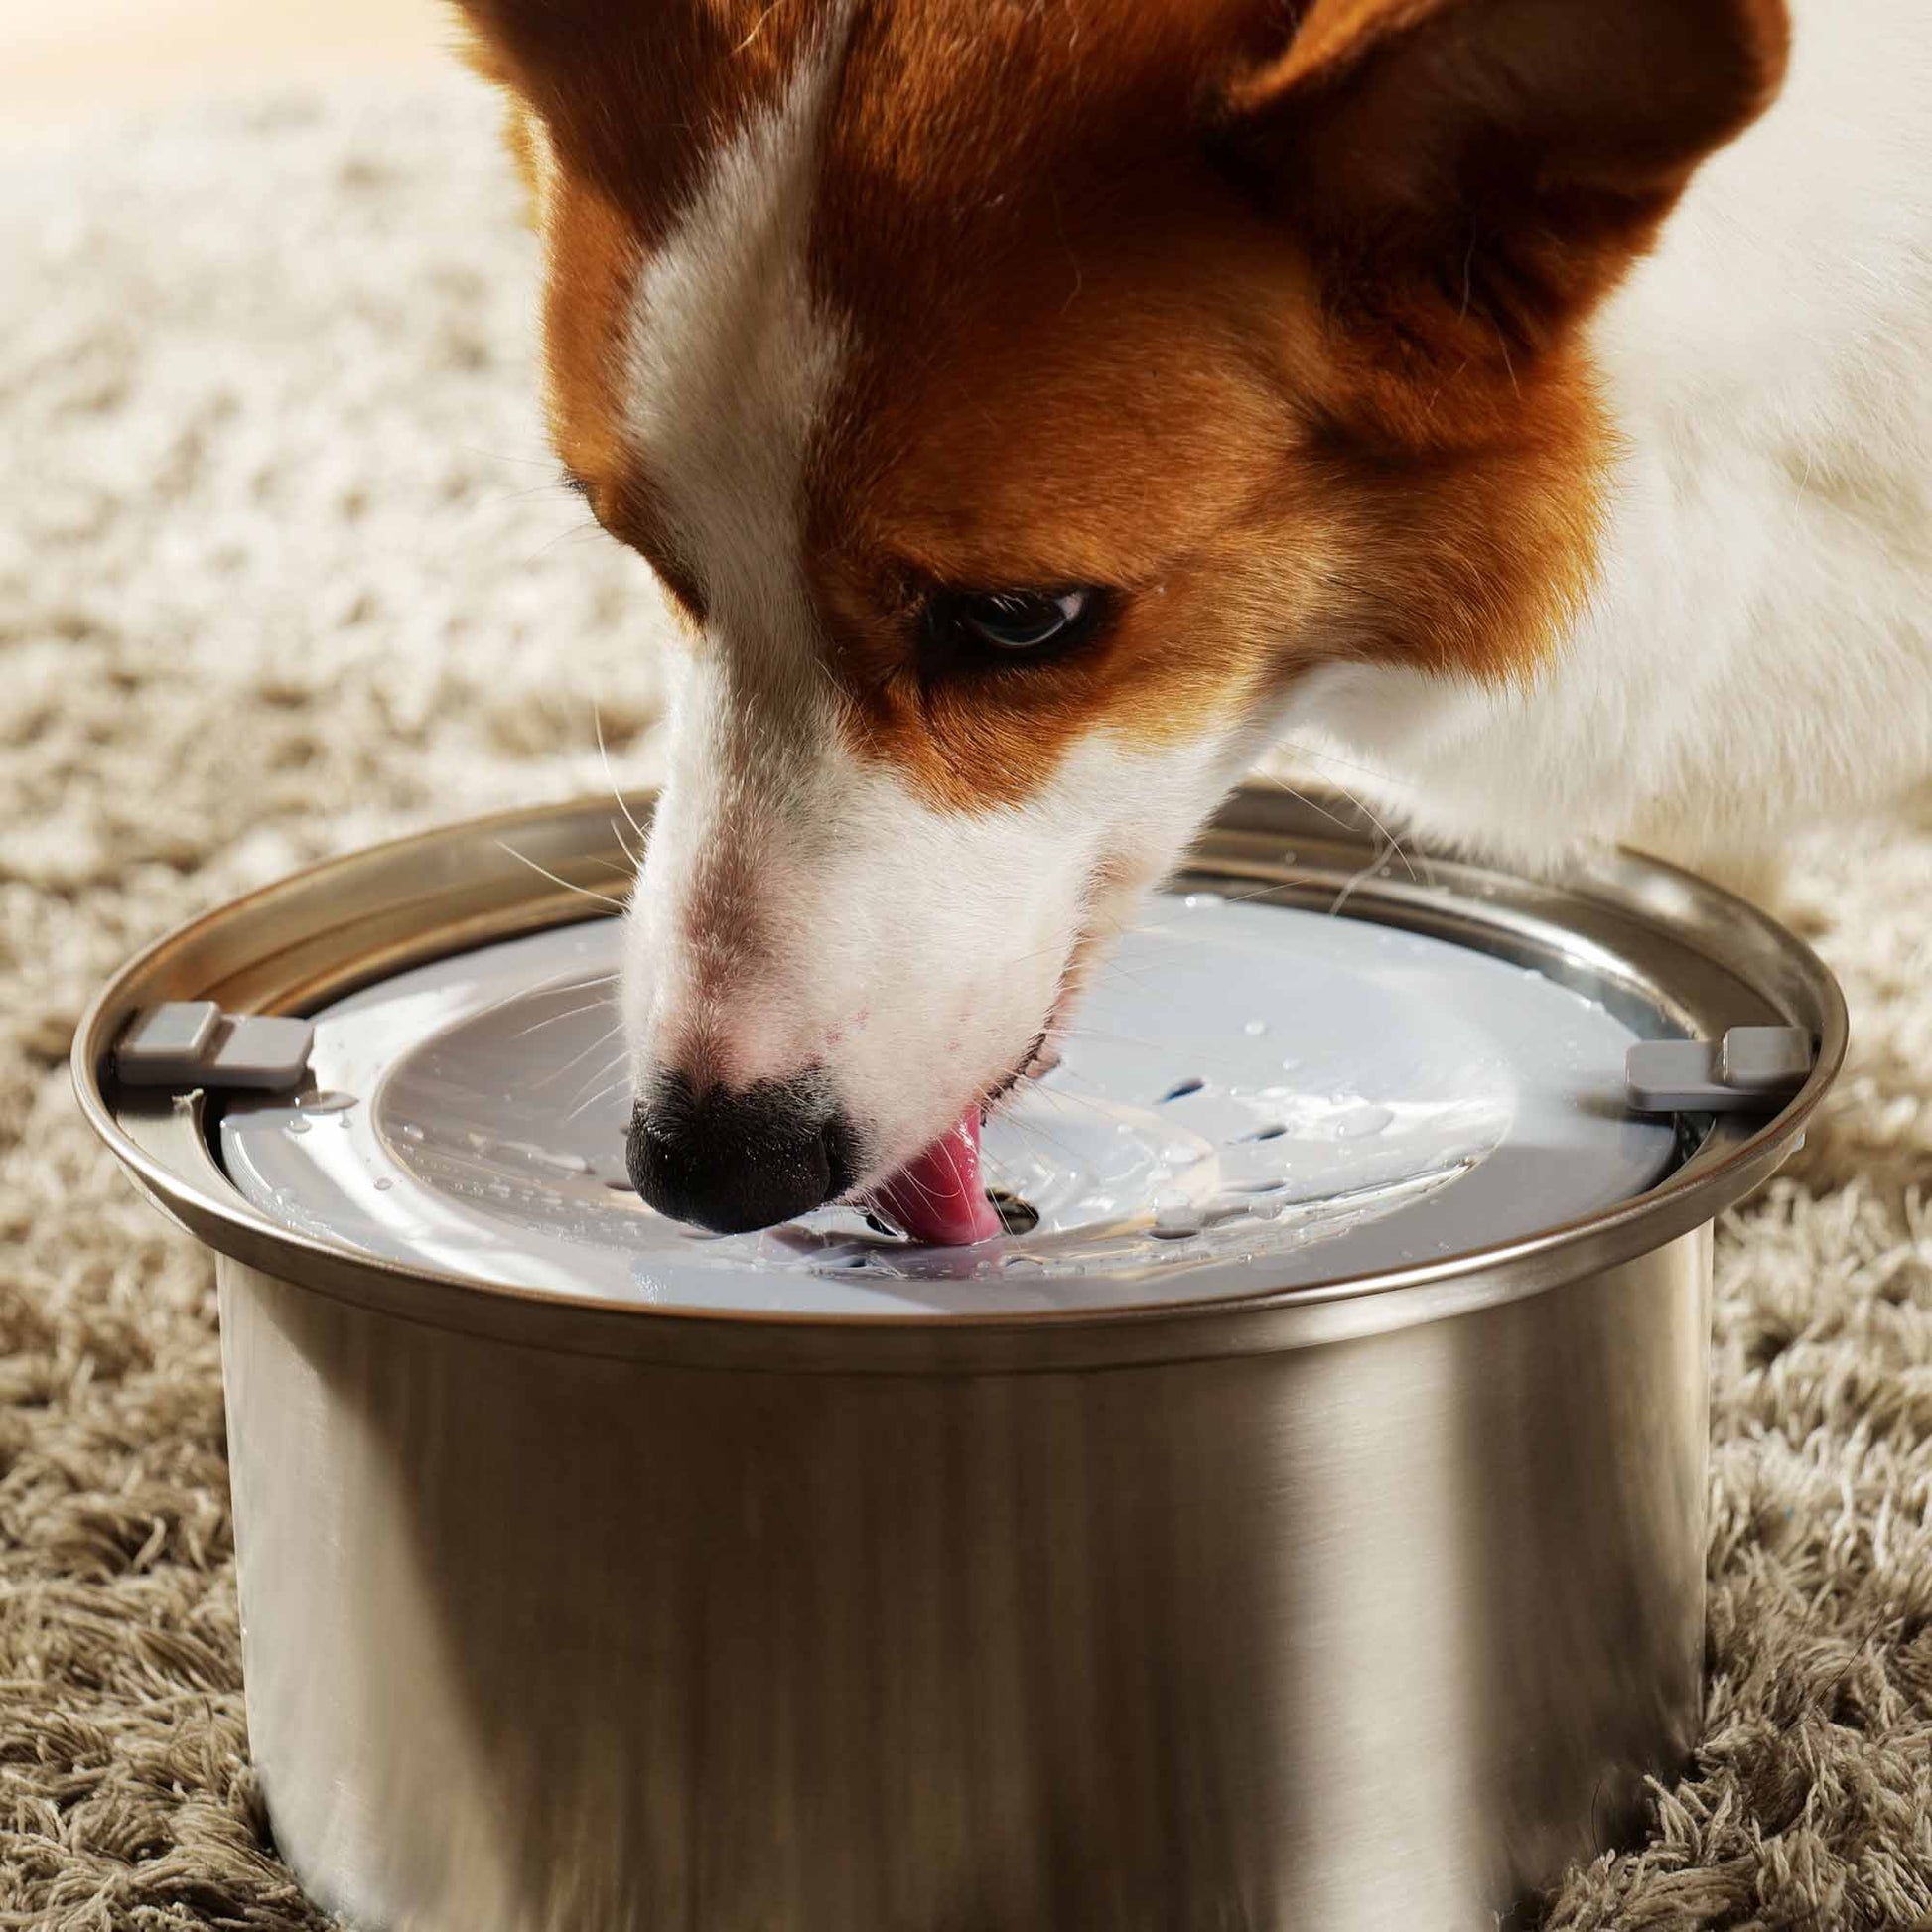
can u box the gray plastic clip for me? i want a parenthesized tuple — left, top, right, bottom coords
(1625, 1025, 1814, 1115)
(115, 1001, 315, 1093)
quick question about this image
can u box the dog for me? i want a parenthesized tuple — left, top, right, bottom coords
(454, 0, 1932, 1242)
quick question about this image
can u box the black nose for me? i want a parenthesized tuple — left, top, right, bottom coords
(626, 1072, 859, 1234)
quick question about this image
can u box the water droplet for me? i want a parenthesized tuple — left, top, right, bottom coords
(399, 1123, 425, 1143)
(285, 1117, 310, 1135)
(295, 1089, 357, 1113)
(1334, 1104, 1395, 1139)
(373, 1176, 394, 1192)
(1160, 1141, 1198, 1165)
(465, 1131, 489, 1151)
(1243, 1018, 1269, 1036)
(1004, 1256, 1045, 1277)
(1181, 892, 1223, 910)
(1280, 1057, 1301, 1074)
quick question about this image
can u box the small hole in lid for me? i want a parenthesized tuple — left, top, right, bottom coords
(1238, 1123, 1288, 1143)
(1160, 1077, 1204, 1103)
(988, 1188, 1040, 1235)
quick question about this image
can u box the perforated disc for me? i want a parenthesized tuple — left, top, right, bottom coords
(219, 895, 1676, 1315)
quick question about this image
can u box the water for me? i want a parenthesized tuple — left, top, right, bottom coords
(295, 1090, 358, 1114)
(529, 1149, 592, 1175)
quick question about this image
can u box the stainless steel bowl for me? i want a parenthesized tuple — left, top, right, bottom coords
(73, 786, 1845, 1932)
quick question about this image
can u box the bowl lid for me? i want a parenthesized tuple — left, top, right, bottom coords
(216, 896, 1676, 1315)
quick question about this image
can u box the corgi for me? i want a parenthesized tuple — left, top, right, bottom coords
(455, 0, 1932, 1241)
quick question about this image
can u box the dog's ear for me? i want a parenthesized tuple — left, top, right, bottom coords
(447, 0, 597, 98)
(1209, 0, 1787, 381)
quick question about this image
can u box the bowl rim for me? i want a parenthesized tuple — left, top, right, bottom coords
(72, 784, 1846, 1372)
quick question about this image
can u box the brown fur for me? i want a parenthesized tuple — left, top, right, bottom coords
(455, 0, 1789, 811)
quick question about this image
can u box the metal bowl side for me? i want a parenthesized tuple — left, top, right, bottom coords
(220, 1226, 1712, 1932)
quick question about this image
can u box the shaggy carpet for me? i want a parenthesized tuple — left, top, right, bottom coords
(3, 78, 1931, 1932)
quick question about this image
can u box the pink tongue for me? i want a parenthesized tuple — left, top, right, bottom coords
(873, 1108, 1003, 1247)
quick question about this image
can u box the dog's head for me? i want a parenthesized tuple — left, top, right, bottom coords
(458, 0, 1785, 1238)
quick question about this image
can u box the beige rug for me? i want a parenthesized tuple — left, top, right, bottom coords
(3, 79, 1930, 1932)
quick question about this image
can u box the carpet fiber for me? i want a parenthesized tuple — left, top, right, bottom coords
(4, 81, 1931, 1932)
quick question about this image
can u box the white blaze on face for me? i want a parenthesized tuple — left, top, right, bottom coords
(627, 677, 1243, 1179)
(617, 25, 852, 1091)
(614, 18, 1254, 1186)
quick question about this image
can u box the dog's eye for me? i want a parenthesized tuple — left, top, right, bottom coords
(928, 588, 1105, 660)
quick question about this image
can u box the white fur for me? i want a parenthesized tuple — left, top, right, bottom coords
(1288, 0, 1932, 883)
(621, 25, 848, 633)
(616, 23, 1249, 1173)
(631, 665, 1240, 1173)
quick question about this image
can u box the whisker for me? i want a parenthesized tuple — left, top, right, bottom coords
(1126, 875, 1317, 938)
(1276, 737, 1419, 791)
(985, 1104, 1088, 1177)
(521, 514, 607, 568)
(454, 442, 564, 471)
(595, 704, 651, 864)
(494, 840, 629, 913)
(565, 1065, 634, 1125)
(449, 970, 618, 1042)
(537, 1018, 627, 1093)
(1250, 765, 1424, 893)
(510, 992, 620, 1043)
